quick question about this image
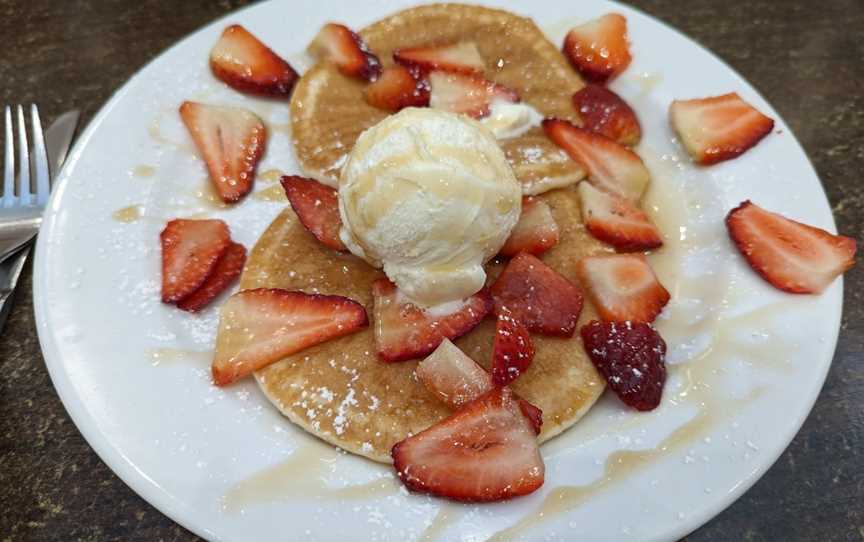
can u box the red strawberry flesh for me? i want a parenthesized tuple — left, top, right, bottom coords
(572, 85, 641, 146)
(416, 339, 493, 409)
(177, 242, 247, 312)
(280, 175, 346, 251)
(576, 254, 670, 323)
(499, 197, 560, 257)
(394, 41, 486, 75)
(364, 65, 430, 112)
(428, 71, 519, 119)
(563, 13, 632, 84)
(308, 23, 381, 81)
(491, 312, 535, 387)
(160, 219, 231, 303)
(578, 181, 662, 252)
(209, 24, 299, 97)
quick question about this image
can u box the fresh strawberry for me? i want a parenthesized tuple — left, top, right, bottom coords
(542, 118, 649, 203)
(209, 24, 299, 97)
(581, 320, 666, 411)
(576, 254, 670, 323)
(280, 175, 346, 251)
(491, 252, 584, 337)
(563, 14, 631, 84)
(391, 387, 544, 502)
(726, 201, 856, 294)
(394, 41, 486, 75)
(364, 65, 430, 112)
(160, 219, 231, 304)
(371, 279, 493, 363)
(572, 85, 641, 146)
(499, 197, 560, 257)
(416, 339, 494, 409)
(307, 23, 381, 81)
(578, 182, 662, 251)
(670, 92, 774, 165)
(177, 242, 247, 312)
(212, 289, 368, 386)
(179, 101, 266, 203)
(491, 312, 534, 387)
(428, 71, 519, 119)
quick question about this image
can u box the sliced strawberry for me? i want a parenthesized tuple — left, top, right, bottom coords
(364, 65, 430, 112)
(394, 41, 486, 75)
(726, 201, 856, 294)
(428, 71, 519, 119)
(491, 252, 584, 337)
(572, 85, 641, 146)
(578, 182, 662, 251)
(491, 312, 535, 387)
(391, 387, 544, 502)
(581, 320, 666, 411)
(372, 279, 493, 363)
(576, 254, 670, 323)
(179, 101, 266, 203)
(160, 219, 231, 304)
(499, 197, 560, 257)
(670, 93, 774, 165)
(542, 118, 649, 203)
(416, 339, 494, 409)
(307, 23, 381, 81)
(280, 175, 346, 251)
(563, 13, 632, 84)
(177, 242, 247, 312)
(209, 24, 298, 98)
(212, 289, 368, 386)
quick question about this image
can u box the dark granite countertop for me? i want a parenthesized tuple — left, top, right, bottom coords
(1, 1, 862, 540)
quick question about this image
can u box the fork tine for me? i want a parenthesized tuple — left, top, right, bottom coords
(31, 105, 49, 206)
(3, 106, 13, 207)
(15, 105, 30, 205)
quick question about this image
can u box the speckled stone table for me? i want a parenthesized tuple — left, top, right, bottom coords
(1, 1, 862, 540)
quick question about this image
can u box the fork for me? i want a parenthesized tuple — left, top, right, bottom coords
(1, 104, 50, 264)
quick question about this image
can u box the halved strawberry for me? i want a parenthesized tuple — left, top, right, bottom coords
(670, 92, 774, 165)
(372, 279, 493, 363)
(391, 387, 544, 502)
(179, 101, 266, 203)
(209, 24, 299, 98)
(578, 182, 662, 251)
(542, 118, 649, 203)
(726, 201, 856, 294)
(394, 41, 486, 75)
(563, 13, 632, 84)
(308, 23, 381, 81)
(364, 65, 430, 112)
(280, 175, 346, 251)
(428, 71, 519, 119)
(177, 242, 247, 312)
(416, 339, 494, 409)
(499, 197, 560, 257)
(212, 289, 368, 386)
(576, 254, 670, 323)
(491, 312, 534, 387)
(572, 85, 641, 146)
(581, 320, 666, 411)
(491, 252, 584, 337)
(160, 219, 231, 304)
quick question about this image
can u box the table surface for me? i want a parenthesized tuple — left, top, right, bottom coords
(1, 0, 862, 540)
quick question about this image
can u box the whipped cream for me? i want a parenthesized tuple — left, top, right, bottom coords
(480, 99, 543, 139)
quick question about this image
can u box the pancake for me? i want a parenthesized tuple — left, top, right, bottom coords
(242, 186, 611, 462)
(290, 3, 587, 195)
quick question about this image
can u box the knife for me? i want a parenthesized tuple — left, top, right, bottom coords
(0, 110, 80, 332)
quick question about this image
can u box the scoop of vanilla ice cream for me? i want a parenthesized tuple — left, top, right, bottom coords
(338, 108, 522, 307)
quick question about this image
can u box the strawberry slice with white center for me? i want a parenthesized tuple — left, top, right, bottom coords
(308, 23, 381, 81)
(542, 118, 649, 203)
(280, 175, 346, 251)
(572, 84, 641, 146)
(179, 101, 266, 204)
(499, 197, 560, 257)
(372, 278, 493, 363)
(212, 289, 369, 386)
(726, 200, 856, 294)
(209, 24, 299, 98)
(563, 13, 632, 84)
(160, 219, 231, 304)
(416, 339, 494, 409)
(491, 252, 584, 337)
(428, 71, 519, 119)
(364, 65, 430, 112)
(177, 242, 247, 312)
(670, 93, 774, 165)
(391, 387, 545, 502)
(576, 254, 670, 323)
(578, 182, 663, 251)
(491, 312, 535, 386)
(394, 41, 486, 75)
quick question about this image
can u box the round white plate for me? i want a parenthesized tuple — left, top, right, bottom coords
(34, 1, 842, 540)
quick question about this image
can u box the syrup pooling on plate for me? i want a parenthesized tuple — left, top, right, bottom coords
(112, 205, 144, 223)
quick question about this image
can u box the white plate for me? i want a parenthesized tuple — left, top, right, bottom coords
(34, 1, 842, 540)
